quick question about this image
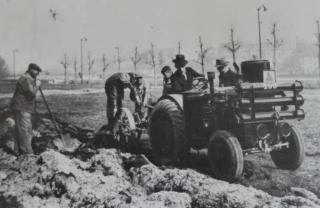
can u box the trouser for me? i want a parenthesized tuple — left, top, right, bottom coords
(106, 97, 123, 123)
(13, 110, 34, 155)
(135, 103, 147, 120)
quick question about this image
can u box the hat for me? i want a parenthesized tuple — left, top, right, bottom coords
(172, 54, 188, 65)
(119, 73, 130, 83)
(134, 73, 143, 79)
(215, 58, 229, 67)
(28, 63, 42, 72)
(161, 66, 171, 74)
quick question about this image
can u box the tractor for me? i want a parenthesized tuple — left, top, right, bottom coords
(112, 59, 305, 182)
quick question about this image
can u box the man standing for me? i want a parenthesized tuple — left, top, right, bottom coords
(133, 74, 149, 120)
(105, 73, 139, 123)
(215, 58, 237, 87)
(161, 66, 173, 95)
(170, 54, 204, 93)
(10, 63, 42, 155)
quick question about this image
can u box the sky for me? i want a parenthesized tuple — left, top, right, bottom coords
(1, 0, 320, 74)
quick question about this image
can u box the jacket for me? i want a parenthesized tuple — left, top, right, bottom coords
(10, 73, 39, 113)
(170, 67, 204, 93)
(105, 73, 138, 104)
(219, 68, 237, 87)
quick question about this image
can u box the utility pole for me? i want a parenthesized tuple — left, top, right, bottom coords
(13, 49, 18, 80)
(80, 37, 87, 84)
(257, 5, 267, 58)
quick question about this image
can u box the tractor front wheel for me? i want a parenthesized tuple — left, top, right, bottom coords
(270, 125, 305, 170)
(208, 131, 244, 182)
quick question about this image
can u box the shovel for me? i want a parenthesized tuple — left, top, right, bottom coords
(38, 87, 75, 151)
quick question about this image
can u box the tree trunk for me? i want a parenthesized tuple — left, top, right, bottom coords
(64, 68, 67, 84)
(103, 71, 105, 81)
(318, 52, 320, 88)
(118, 62, 120, 72)
(75, 68, 77, 83)
(154, 66, 156, 87)
(89, 70, 91, 84)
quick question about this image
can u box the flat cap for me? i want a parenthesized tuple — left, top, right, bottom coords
(119, 73, 130, 83)
(161, 66, 171, 74)
(28, 63, 42, 72)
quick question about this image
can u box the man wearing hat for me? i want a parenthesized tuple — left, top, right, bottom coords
(132, 74, 149, 120)
(10, 63, 42, 155)
(215, 58, 237, 87)
(170, 54, 204, 93)
(105, 72, 139, 123)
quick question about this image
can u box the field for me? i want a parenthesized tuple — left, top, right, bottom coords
(0, 88, 320, 198)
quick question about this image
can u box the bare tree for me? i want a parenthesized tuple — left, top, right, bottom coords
(315, 20, 320, 88)
(87, 52, 95, 83)
(146, 43, 164, 86)
(224, 29, 241, 63)
(131, 46, 142, 71)
(267, 23, 283, 70)
(102, 53, 111, 81)
(73, 57, 78, 83)
(194, 36, 211, 75)
(60, 53, 70, 84)
(115, 47, 125, 72)
(178, 42, 181, 54)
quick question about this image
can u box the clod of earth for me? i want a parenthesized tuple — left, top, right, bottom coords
(0, 149, 319, 208)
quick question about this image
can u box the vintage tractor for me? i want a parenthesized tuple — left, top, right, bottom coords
(148, 59, 305, 182)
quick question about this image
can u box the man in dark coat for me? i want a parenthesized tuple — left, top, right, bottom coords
(170, 54, 204, 93)
(10, 63, 42, 155)
(215, 58, 237, 87)
(104, 72, 139, 123)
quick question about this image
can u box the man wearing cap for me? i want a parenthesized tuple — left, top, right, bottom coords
(170, 54, 204, 93)
(161, 66, 173, 95)
(133, 74, 149, 120)
(105, 72, 139, 123)
(10, 63, 42, 155)
(215, 58, 237, 87)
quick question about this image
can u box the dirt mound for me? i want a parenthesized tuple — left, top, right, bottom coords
(0, 148, 319, 208)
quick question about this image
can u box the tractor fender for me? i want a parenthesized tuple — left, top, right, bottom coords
(157, 94, 184, 110)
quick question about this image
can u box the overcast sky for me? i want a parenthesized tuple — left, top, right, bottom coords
(1, 0, 320, 74)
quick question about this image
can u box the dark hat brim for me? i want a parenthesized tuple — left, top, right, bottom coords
(172, 59, 188, 64)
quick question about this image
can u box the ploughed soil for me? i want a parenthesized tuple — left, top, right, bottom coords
(0, 89, 320, 207)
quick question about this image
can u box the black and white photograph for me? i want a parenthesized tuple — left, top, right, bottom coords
(0, 0, 320, 207)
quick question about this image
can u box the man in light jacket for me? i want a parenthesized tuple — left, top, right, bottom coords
(10, 63, 42, 155)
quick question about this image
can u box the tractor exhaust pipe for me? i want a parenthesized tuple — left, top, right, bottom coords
(207, 72, 215, 104)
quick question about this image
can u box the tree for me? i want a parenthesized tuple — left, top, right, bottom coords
(194, 36, 211, 75)
(315, 20, 320, 88)
(0, 56, 9, 78)
(102, 53, 111, 81)
(73, 57, 78, 83)
(131, 46, 142, 71)
(267, 23, 283, 70)
(224, 28, 241, 62)
(146, 43, 164, 86)
(115, 47, 125, 72)
(87, 52, 95, 84)
(60, 53, 70, 84)
(178, 42, 181, 54)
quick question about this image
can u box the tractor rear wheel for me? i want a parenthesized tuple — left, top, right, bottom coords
(208, 131, 243, 182)
(148, 99, 189, 166)
(270, 125, 305, 170)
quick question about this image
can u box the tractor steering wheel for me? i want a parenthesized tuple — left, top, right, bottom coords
(193, 77, 209, 90)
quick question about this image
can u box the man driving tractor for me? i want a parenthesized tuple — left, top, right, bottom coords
(171, 54, 204, 93)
